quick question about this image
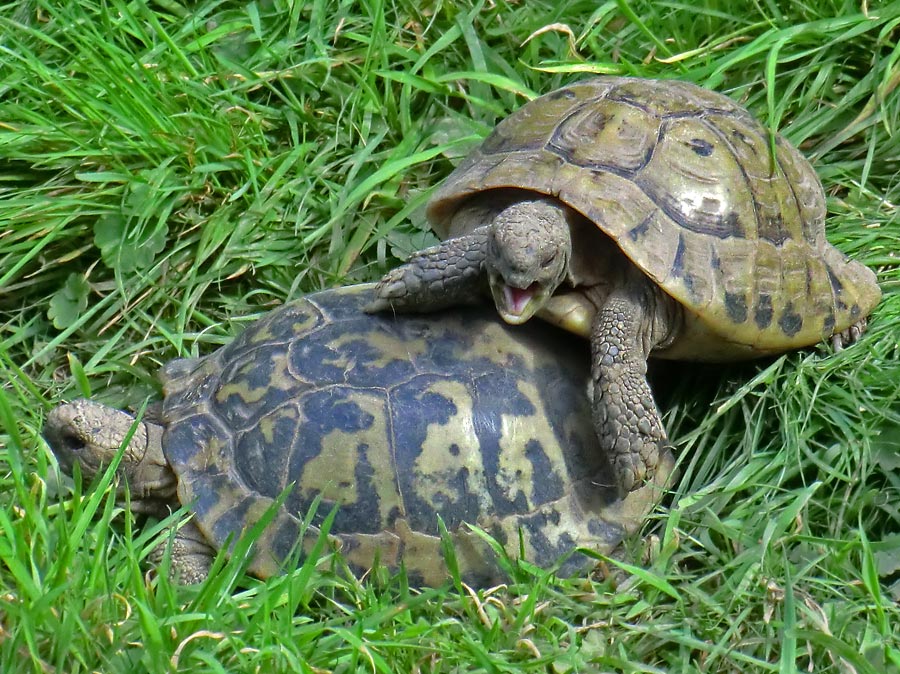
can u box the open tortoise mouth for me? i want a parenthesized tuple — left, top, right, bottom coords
(490, 280, 546, 325)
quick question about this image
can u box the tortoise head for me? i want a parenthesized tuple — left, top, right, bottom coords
(44, 399, 176, 508)
(486, 197, 572, 325)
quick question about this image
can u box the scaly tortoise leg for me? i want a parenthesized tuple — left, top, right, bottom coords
(830, 317, 868, 351)
(150, 518, 216, 584)
(366, 228, 490, 313)
(590, 274, 677, 495)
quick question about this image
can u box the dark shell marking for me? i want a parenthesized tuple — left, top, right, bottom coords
(428, 77, 880, 358)
(161, 285, 673, 585)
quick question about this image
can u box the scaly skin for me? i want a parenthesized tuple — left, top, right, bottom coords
(370, 196, 673, 496)
(589, 273, 680, 492)
(147, 519, 215, 585)
(44, 400, 216, 583)
(366, 227, 490, 313)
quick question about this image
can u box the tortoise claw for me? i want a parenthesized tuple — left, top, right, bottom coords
(830, 317, 868, 352)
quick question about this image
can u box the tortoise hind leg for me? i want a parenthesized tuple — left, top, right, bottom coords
(366, 227, 490, 313)
(830, 317, 868, 351)
(590, 273, 679, 496)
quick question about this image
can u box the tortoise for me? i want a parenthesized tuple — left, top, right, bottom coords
(44, 284, 674, 586)
(368, 76, 882, 495)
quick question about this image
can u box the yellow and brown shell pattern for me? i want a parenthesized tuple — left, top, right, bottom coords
(159, 285, 673, 586)
(428, 77, 880, 358)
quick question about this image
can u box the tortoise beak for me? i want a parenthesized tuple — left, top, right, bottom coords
(489, 274, 546, 325)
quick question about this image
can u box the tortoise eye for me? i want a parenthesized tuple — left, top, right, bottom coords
(541, 252, 558, 268)
(60, 430, 85, 454)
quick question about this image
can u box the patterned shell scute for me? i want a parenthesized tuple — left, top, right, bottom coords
(428, 77, 881, 355)
(159, 285, 651, 583)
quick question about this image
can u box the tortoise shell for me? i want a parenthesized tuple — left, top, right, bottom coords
(427, 77, 881, 360)
(159, 285, 673, 586)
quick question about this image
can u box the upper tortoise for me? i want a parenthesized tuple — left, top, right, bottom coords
(369, 76, 882, 495)
(45, 285, 672, 586)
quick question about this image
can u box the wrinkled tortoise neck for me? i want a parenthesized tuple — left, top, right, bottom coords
(127, 419, 179, 515)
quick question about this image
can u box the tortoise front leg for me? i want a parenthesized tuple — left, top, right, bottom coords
(150, 518, 216, 584)
(366, 228, 490, 313)
(590, 275, 678, 495)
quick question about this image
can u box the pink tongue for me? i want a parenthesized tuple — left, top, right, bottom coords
(503, 284, 535, 315)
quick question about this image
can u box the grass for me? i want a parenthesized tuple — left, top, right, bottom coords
(1, 0, 899, 671)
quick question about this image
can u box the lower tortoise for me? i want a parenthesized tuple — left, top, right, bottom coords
(369, 76, 882, 496)
(45, 284, 673, 586)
